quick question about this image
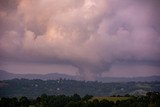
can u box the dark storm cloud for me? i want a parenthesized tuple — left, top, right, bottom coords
(0, 0, 160, 80)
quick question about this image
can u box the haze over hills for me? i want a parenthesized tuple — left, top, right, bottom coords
(0, 70, 77, 81)
(0, 70, 160, 82)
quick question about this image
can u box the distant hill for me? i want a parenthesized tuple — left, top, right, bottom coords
(98, 76, 160, 82)
(0, 79, 160, 98)
(0, 70, 160, 82)
(0, 70, 77, 80)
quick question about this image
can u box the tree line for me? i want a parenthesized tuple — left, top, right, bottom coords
(0, 92, 160, 107)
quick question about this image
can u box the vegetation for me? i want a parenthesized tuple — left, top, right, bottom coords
(91, 96, 130, 102)
(0, 79, 160, 98)
(0, 92, 160, 107)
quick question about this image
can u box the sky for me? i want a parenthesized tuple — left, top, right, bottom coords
(0, 0, 160, 80)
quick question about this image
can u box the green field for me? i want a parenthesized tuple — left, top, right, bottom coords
(91, 96, 130, 102)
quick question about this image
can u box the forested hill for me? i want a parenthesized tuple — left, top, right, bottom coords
(0, 79, 159, 98)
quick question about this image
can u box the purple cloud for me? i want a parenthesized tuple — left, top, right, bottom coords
(0, 0, 160, 80)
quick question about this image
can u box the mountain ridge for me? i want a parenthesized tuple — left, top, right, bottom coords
(0, 70, 160, 82)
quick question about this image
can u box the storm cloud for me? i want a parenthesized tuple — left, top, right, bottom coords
(0, 0, 160, 80)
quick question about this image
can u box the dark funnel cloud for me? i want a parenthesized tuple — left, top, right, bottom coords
(0, 0, 160, 80)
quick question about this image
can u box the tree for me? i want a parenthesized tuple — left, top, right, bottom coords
(10, 97, 19, 107)
(19, 96, 29, 107)
(82, 95, 93, 102)
(93, 99, 99, 107)
(0, 97, 10, 107)
(70, 94, 81, 102)
(65, 101, 81, 107)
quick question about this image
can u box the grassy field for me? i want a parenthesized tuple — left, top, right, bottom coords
(91, 96, 130, 102)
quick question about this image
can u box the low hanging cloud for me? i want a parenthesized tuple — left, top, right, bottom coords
(0, 0, 160, 80)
